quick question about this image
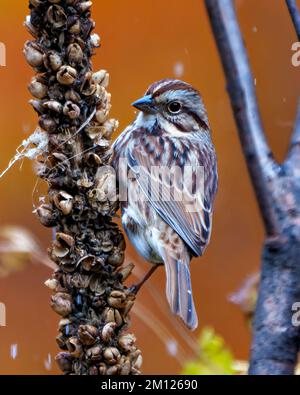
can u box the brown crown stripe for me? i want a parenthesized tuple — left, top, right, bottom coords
(146, 79, 197, 98)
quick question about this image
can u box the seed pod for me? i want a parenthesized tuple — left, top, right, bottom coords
(43, 100, 63, 113)
(63, 101, 81, 119)
(108, 290, 127, 309)
(118, 334, 136, 353)
(103, 347, 121, 366)
(29, 99, 44, 114)
(88, 366, 99, 375)
(39, 115, 57, 133)
(79, 1, 93, 12)
(55, 352, 73, 373)
(90, 33, 101, 48)
(28, 77, 47, 99)
(107, 366, 119, 375)
(133, 354, 143, 370)
(95, 108, 109, 124)
(44, 50, 63, 71)
(23, 41, 44, 67)
(78, 325, 98, 346)
(86, 345, 102, 363)
(101, 322, 116, 343)
(71, 273, 90, 289)
(67, 336, 82, 358)
(89, 274, 105, 294)
(99, 363, 107, 375)
(57, 65, 77, 85)
(102, 119, 119, 139)
(56, 332, 68, 350)
(67, 43, 83, 64)
(65, 89, 81, 104)
(45, 278, 59, 291)
(92, 70, 109, 87)
(47, 5, 67, 29)
(53, 191, 73, 215)
(69, 19, 81, 34)
(118, 263, 135, 281)
(81, 72, 97, 96)
(108, 248, 124, 267)
(119, 356, 131, 375)
(51, 292, 72, 316)
(103, 307, 123, 327)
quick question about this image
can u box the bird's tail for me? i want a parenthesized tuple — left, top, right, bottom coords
(163, 253, 198, 330)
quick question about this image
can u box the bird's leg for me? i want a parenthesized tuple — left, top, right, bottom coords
(129, 264, 160, 294)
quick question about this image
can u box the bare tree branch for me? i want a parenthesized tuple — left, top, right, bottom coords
(286, 100, 300, 168)
(205, 0, 300, 375)
(205, 0, 280, 237)
(286, 0, 300, 41)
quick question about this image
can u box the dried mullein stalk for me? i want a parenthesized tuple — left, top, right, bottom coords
(24, 0, 141, 375)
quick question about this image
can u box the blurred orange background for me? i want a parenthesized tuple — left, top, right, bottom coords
(0, 0, 299, 374)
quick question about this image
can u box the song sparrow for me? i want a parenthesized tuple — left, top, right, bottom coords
(111, 79, 218, 330)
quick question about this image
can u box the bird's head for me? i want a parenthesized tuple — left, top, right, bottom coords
(132, 79, 209, 134)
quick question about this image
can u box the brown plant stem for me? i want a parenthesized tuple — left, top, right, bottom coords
(25, 0, 141, 375)
(205, 0, 300, 375)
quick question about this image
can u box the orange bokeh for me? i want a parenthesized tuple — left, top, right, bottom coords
(0, 0, 299, 374)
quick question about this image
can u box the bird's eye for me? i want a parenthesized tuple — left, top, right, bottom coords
(167, 101, 182, 114)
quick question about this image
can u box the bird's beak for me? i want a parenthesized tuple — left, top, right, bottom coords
(132, 94, 156, 114)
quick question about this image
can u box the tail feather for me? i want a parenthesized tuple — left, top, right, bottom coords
(164, 256, 198, 330)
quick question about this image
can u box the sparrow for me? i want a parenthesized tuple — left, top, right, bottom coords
(111, 79, 218, 330)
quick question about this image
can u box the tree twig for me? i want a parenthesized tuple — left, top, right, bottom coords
(205, 0, 300, 375)
(205, 0, 280, 237)
(286, 0, 300, 41)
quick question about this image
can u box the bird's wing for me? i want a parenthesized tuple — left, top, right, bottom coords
(127, 142, 218, 256)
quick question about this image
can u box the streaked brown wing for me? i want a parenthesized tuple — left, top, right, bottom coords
(127, 143, 217, 257)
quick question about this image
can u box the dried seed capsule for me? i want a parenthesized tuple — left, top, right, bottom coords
(63, 101, 81, 119)
(118, 334, 136, 353)
(28, 77, 47, 99)
(78, 325, 98, 346)
(43, 100, 63, 113)
(99, 363, 107, 375)
(79, 1, 93, 12)
(90, 33, 101, 48)
(69, 19, 81, 34)
(107, 366, 119, 375)
(65, 89, 81, 104)
(118, 263, 134, 281)
(39, 115, 57, 133)
(95, 108, 109, 124)
(44, 50, 62, 71)
(53, 191, 73, 215)
(119, 356, 131, 375)
(51, 292, 72, 316)
(101, 322, 116, 343)
(55, 352, 72, 373)
(57, 65, 77, 86)
(45, 278, 59, 291)
(108, 290, 127, 309)
(71, 273, 89, 289)
(23, 41, 44, 67)
(92, 70, 109, 87)
(56, 332, 68, 350)
(67, 336, 82, 358)
(103, 307, 123, 327)
(81, 72, 97, 96)
(47, 5, 67, 28)
(29, 99, 44, 114)
(86, 345, 102, 363)
(108, 248, 125, 267)
(133, 354, 143, 370)
(102, 119, 119, 139)
(103, 347, 121, 366)
(67, 43, 83, 64)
